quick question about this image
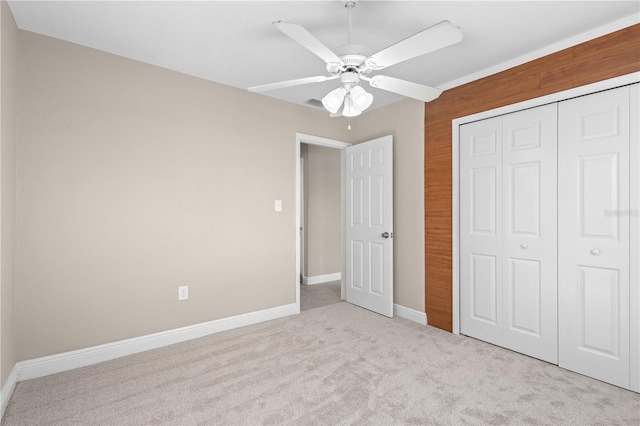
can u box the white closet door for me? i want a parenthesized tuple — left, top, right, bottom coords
(460, 116, 503, 346)
(502, 104, 558, 363)
(558, 86, 630, 388)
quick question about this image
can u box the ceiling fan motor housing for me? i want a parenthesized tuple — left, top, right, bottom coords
(327, 44, 373, 76)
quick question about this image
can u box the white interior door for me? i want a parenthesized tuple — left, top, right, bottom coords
(460, 116, 504, 346)
(501, 104, 558, 364)
(345, 135, 393, 317)
(558, 85, 631, 388)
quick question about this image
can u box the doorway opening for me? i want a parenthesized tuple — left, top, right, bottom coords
(295, 133, 351, 314)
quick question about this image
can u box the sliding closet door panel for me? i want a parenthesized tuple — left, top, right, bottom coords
(502, 104, 558, 363)
(630, 83, 639, 393)
(460, 117, 503, 346)
(558, 86, 630, 388)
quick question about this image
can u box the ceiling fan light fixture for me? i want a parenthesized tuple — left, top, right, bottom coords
(350, 85, 373, 111)
(342, 95, 362, 117)
(322, 87, 347, 113)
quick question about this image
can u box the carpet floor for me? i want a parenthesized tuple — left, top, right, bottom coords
(300, 281, 341, 312)
(2, 302, 639, 425)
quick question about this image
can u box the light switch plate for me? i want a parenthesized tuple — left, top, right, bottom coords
(275, 200, 282, 212)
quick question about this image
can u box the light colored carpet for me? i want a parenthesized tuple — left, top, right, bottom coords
(3, 302, 639, 425)
(300, 281, 341, 312)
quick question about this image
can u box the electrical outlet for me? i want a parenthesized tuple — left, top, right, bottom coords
(178, 285, 189, 301)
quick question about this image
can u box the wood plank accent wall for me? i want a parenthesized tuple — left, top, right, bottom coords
(424, 24, 640, 332)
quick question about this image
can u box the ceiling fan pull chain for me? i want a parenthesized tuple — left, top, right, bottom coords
(346, 91, 353, 131)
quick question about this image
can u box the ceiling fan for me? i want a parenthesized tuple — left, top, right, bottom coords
(248, 1, 463, 117)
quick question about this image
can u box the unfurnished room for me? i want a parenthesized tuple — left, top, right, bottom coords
(0, 1, 639, 424)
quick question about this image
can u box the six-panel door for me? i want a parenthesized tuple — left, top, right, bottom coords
(345, 136, 394, 317)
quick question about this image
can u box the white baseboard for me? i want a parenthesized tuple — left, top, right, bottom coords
(1, 365, 18, 419)
(15, 303, 297, 382)
(302, 272, 341, 285)
(394, 304, 427, 325)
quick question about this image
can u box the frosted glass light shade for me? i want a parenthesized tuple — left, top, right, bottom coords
(350, 86, 373, 111)
(322, 87, 347, 113)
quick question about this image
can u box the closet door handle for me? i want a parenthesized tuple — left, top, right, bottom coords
(591, 248, 601, 255)
(520, 243, 528, 249)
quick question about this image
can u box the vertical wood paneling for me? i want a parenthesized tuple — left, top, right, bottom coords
(425, 24, 640, 332)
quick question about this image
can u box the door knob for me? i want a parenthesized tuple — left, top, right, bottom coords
(591, 248, 601, 255)
(381, 232, 390, 239)
(520, 243, 528, 249)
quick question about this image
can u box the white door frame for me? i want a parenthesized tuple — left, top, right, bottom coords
(295, 133, 351, 313)
(299, 157, 305, 282)
(630, 83, 639, 392)
(452, 72, 640, 335)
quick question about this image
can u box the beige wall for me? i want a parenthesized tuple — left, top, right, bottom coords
(303, 145, 341, 277)
(11, 27, 426, 362)
(352, 99, 425, 312)
(15, 31, 349, 360)
(1, 0, 17, 386)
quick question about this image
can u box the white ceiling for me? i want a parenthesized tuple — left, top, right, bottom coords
(7, 1, 640, 113)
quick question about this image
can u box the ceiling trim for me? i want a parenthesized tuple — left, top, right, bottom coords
(440, 13, 639, 91)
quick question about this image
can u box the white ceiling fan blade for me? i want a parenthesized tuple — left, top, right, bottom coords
(274, 21, 343, 65)
(366, 21, 462, 70)
(368, 75, 442, 102)
(248, 75, 335, 92)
